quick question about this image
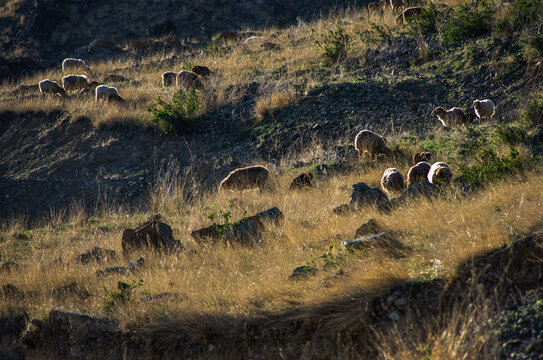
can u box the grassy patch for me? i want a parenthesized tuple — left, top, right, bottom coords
(496, 0, 543, 35)
(440, 3, 494, 46)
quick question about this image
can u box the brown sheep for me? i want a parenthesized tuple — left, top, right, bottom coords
(413, 151, 432, 165)
(406, 161, 431, 187)
(380, 168, 405, 195)
(176, 70, 203, 91)
(354, 130, 393, 161)
(191, 65, 213, 77)
(219, 166, 270, 192)
(162, 72, 177, 87)
(368, 2, 384, 13)
(289, 172, 313, 190)
(428, 162, 452, 186)
(431, 107, 468, 127)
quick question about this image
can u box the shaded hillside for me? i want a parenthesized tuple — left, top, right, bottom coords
(0, 0, 369, 63)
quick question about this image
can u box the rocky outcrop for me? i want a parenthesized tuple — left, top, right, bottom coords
(121, 216, 182, 255)
(349, 182, 389, 209)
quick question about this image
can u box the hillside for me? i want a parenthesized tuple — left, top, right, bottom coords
(1, 0, 543, 359)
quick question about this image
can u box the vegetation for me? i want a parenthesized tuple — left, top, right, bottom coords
(524, 96, 543, 127)
(147, 89, 203, 134)
(496, 0, 543, 34)
(440, 2, 494, 46)
(313, 22, 351, 64)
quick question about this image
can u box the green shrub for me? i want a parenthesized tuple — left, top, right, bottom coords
(207, 209, 246, 238)
(407, 4, 440, 36)
(440, 3, 494, 46)
(147, 88, 203, 134)
(359, 23, 395, 46)
(493, 124, 528, 145)
(524, 96, 543, 127)
(313, 23, 351, 64)
(523, 32, 543, 66)
(459, 147, 535, 184)
(103, 279, 143, 310)
(496, 0, 543, 34)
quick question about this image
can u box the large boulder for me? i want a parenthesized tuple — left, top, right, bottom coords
(349, 182, 389, 209)
(191, 207, 283, 245)
(121, 217, 182, 255)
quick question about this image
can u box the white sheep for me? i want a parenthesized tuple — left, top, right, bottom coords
(473, 99, 495, 124)
(354, 130, 393, 161)
(62, 58, 90, 73)
(39, 79, 65, 97)
(431, 107, 467, 127)
(380, 168, 405, 195)
(162, 72, 177, 87)
(62, 75, 89, 92)
(95, 85, 122, 102)
(428, 162, 452, 186)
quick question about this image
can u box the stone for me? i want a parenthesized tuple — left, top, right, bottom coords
(349, 182, 389, 209)
(354, 219, 383, 238)
(289, 172, 313, 190)
(76, 247, 117, 265)
(121, 217, 182, 255)
(332, 204, 353, 215)
(51, 282, 82, 300)
(341, 232, 410, 256)
(289, 266, 317, 280)
(402, 179, 440, 199)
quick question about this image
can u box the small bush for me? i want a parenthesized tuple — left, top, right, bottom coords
(496, 0, 543, 34)
(407, 4, 440, 36)
(103, 279, 143, 311)
(359, 23, 395, 46)
(313, 23, 351, 64)
(524, 96, 543, 127)
(493, 124, 528, 145)
(440, 3, 494, 46)
(147, 89, 203, 134)
(523, 32, 543, 66)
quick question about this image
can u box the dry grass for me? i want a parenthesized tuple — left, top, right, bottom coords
(1, 162, 542, 326)
(254, 88, 297, 123)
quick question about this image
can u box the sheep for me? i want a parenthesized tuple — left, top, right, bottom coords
(191, 65, 213, 77)
(380, 168, 405, 195)
(62, 58, 90, 73)
(62, 75, 89, 92)
(106, 93, 126, 104)
(473, 99, 495, 124)
(219, 165, 270, 192)
(176, 70, 203, 91)
(78, 81, 101, 96)
(428, 162, 452, 186)
(354, 130, 393, 161)
(406, 161, 431, 187)
(39, 79, 65, 97)
(214, 31, 239, 43)
(390, 0, 404, 12)
(413, 151, 432, 165)
(95, 85, 122, 102)
(162, 72, 177, 87)
(289, 172, 313, 190)
(431, 107, 467, 127)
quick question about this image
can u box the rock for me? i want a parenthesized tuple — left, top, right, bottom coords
(402, 179, 440, 199)
(96, 257, 145, 277)
(289, 172, 313, 190)
(531, 145, 543, 157)
(354, 219, 383, 238)
(341, 232, 410, 257)
(289, 266, 317, 280)
(121, 217, 182, 255)
(191, 207, 283, 245)
(76, 247, 117, 265)
(127, 257, 145, 270)
(0, 310, 28, 359)
(0, 261, 20, 273)
(349, 182, 389, 209)
(51, 282, 83, 300)
(333, 204, 353, 215)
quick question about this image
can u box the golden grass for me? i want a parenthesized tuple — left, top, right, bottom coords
(1, 163, 542, 326)
(254, 88, 297, 123)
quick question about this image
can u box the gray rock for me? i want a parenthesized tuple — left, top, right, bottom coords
(121, 217, 182, 255)
(349, 182, 389, 209)
(402, 179, 440, 199)
(354, 219, 383, 238)
(333, 203, 353, 215)
(341, 232, 410, 256)
(289, 266, 318, 280)
(76, 247, 117, 265)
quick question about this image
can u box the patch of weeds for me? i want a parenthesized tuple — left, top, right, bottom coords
(319, 244, 345, 269)
(147, 88, 204, 134)
(498, 300, 543, 344)
(406, 3, 440, 36)
(496, 0, 543, 35)
(103, 279, 143, 311)
(285, 160, 340, 173)
(458, 147, 537, 185)
(203, 42, 226, 56)
(359, 23, 395, 46)
(313, 22, 351, 64)
(207, 209, 247, 237)
(523, 96, 543, 127)
(522, 32, 543, 66)
(493, 124, 528, 145)
(147, 20, 176, 37)
(440, 2, 494, 46)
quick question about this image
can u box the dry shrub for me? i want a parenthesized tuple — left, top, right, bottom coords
(254, 88, 296, 123)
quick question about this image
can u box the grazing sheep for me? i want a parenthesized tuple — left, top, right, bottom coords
(368, 2, 384, 13)
(354, 130, 393, 161)
(214, 31, 239, 43)
(413, 151, 432, 165)
(380, 168, 405, 195)
(219, 166, 270, 192)
(401, 7, 423, 23)
(289, 172, 313, 190)
(106, 93, 126, 104)
(176, 70, 203, 91)
(78, 81, 101, 96)
(62, 58, 90, 73)
(191, 65, 213, 77)
(39, 79, 65, 97)
(62, 75, 89, 92)
(162, 71, 177, 87)
(428, 162, 452, 186)
(406, 161, 431, 187)
(390, 0, 404, 11)
(95, 85, 122, 102)
(431, 107, 467, 127)
(473, 99, 495, 124)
